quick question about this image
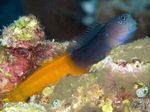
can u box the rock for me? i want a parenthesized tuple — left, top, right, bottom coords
(36, 37, 150, 111)
(1, 102, 47, 112)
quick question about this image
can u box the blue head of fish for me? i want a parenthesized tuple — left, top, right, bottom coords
(106, 14, 137, 47)
(72, 13, 137, 67)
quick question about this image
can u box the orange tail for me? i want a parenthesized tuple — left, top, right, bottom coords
(6, 53, 88, 101)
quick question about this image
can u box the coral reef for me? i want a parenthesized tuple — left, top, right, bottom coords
(0, 15, 69, 94)
(34, 37, 150, 112)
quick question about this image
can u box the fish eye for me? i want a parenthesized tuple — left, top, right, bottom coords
(120, 15, 127, 21)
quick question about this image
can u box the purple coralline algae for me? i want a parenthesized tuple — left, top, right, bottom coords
(0, 15, 69, 95)
(2, 15, 45, 49)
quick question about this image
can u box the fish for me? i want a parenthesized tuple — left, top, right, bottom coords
(6, 13, 137, 101)
(72, 13, 137, 67)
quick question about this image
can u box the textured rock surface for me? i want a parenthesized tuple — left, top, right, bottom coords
(0, 15, 69, 94)
(1, 102, 47, 112)
(35, 37, 150, 112)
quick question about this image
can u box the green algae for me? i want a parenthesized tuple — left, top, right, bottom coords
(9, 16, 38, 41)
(1, 15, 44, 48)
(0, 68, 12, 78)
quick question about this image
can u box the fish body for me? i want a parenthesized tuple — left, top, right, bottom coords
(6, 14, 137, 101)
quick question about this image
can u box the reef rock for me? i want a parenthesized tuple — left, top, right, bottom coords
(36, 37, 150, 112)
(0, 15, 69, 94)
(1, 102, 47, 112)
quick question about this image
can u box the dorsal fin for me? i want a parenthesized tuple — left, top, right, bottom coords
(74, 23, 104, 50)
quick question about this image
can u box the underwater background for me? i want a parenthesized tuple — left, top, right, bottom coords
(0, 0, 150, 40)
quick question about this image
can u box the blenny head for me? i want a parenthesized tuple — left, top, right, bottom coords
(106, 13, 137, 47)
(71, 13, 137, 67)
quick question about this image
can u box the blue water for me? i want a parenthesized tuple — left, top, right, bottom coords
(0, 0, 24, 31)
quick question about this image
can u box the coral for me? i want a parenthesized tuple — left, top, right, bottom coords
(35, 37, 150, 112)
(2, 15, 45, 49)
(1, 102, 47, 112)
